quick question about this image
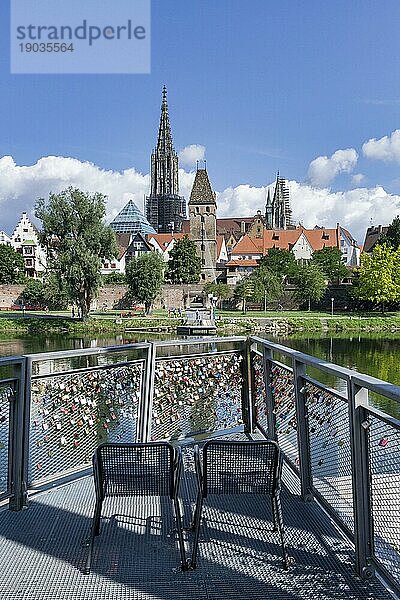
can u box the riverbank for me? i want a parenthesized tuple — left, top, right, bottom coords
(1, 312, 400, 335)
(217, 314, 400, 334)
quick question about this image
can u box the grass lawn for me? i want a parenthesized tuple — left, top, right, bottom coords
(216, 309, 400, 319)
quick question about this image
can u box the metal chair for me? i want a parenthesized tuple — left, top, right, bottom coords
(190, 439, 288, 569)
(85, 442, 188, 573)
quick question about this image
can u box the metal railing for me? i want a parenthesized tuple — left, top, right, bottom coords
(249, 336, 400, 595)
(0, 336, 248, 504)
(0, 335, 398, 594)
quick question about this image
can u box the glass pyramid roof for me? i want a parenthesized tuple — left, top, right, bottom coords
(109, 200, 156, 234)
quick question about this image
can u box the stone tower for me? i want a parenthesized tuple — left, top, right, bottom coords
(189, 167, 217, 282)
(145, 86, 186, 233)
(265, 173, 293, 229)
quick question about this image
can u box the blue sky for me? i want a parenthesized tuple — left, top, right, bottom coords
(1, 0, 400, 242)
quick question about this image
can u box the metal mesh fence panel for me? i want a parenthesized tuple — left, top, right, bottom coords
(251, 352, 268, 432)
(29, 361, 144, 484)
(271, 363, 298, 467)
(0, 382, 14, 495)
(152, 353, 243, 441)
(305, 382, 354, 532)
(368, 413, 400, 586)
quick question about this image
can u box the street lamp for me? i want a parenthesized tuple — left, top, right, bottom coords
(212, 295, 218, 321)
(331, 297, 334, 317)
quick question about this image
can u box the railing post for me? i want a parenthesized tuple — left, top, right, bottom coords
(242, 340, 253, 433)
(348, 380, 374, 579)
(9, 358, 29, 511)
(136, 343, 156, 443)
(262, 347, 277, 440)
(293, 358, 313, 501)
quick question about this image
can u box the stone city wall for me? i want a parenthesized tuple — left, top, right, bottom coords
(0, 284, 208, 311)
(0, 285, 25, 309)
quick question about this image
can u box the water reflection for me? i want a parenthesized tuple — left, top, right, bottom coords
(271, 333, 400, 417)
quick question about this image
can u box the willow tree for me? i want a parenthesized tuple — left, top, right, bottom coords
(35, 187, 117, 319)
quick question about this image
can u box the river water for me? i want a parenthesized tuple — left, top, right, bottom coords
(1, 331, 400, 383)
(1, 329, 400, 385)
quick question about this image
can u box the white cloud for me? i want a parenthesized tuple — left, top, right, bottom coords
(217, 184, 268, 218)
(216, 180, 400, 243)
(362, 129, 400, 162)
(0, 154, 399, 246)
(0, 155, 150, 233)
(308, 148, 358, 187)
(178, 144, 206, 167)
(352, 173, 365, 184)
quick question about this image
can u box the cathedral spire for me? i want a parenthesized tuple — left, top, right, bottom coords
(145, 86, 187, 233)
(156, 85, 174, 154)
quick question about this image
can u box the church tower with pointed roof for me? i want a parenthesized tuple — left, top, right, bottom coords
(265, 173, 293, 229)
(189, 166, 217, 282)
(145, 86, 186, 233)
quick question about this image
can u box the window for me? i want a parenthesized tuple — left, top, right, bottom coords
(111, 263, 116, 269)
(25, 259, 33, 266)
(24, 247, 33, 255)
(206, 206, 210, 213)
(23, 228, 28, 233)
(103, 263, 109, 268)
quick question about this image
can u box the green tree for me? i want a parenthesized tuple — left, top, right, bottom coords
(293, 263, 327, 310)
(167, 236, 201, 284)
(125, 252, 165, 315)
(380, 215, 400, 250)
(251, 266, 283, 307)
(21, 279, 46, 308)
(311, 247, 349, 283)
(43, 273, 70, 310)
(259, 248, 298, 279)
(234, 276, 256, 313)
(102, 272, 126, 285)
(35, 187, 117, 320)
(352, 243, 400, 312)
(203, 282, 231, 305)
(0, 245, 25, 284)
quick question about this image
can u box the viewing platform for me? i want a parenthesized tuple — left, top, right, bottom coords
(177, 308, 217, 335)
(0, 337, 398, 599)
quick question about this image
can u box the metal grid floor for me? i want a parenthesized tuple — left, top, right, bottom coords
(0, 439, 394, 600)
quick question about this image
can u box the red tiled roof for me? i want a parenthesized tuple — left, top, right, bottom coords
(226, 259, 259, 267)
(261, 229, 301, 253)
(231, 235, 263, 255)
(115, 233, 132, 260)
(302, 227, 340, 250)
(230, 226, 341, 257)
(147, 233, 186, 248)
